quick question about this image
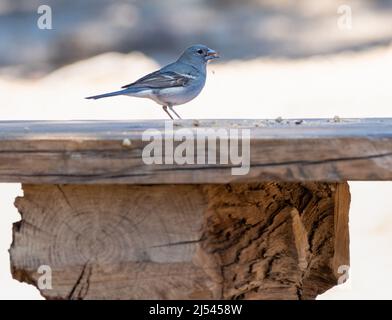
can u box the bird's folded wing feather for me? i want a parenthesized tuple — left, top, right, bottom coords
(121, 70, 195, 89)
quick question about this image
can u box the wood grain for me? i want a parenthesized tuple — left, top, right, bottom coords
(10, 182, 350, 300)
(0, 119, 391, 183)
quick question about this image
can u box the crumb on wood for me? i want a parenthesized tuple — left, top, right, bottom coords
(122, 138, 132, 147)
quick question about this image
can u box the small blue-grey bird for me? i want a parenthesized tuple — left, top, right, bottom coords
(86, 44, 219, 119)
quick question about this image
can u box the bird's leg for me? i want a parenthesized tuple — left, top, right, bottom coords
(162, 106, 174, 120)
(169, 106, 182, 119)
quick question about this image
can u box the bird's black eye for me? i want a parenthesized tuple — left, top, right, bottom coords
(197, 49, 204, 55)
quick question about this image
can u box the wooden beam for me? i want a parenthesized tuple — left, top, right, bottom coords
(0, 119, 391, 183)
(10, 182, 349, 300)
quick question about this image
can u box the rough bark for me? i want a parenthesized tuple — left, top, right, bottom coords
(10, 182, 350, 300)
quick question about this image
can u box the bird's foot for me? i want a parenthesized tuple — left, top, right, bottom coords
(169, 106, 182, 119)
(162, 106, 174, 120)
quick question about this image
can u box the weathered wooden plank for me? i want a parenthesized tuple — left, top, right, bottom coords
(0, 119, 391, 183)
(10, 182, 350, 300)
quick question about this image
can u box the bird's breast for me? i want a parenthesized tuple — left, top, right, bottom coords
(156, 80, 205, 106)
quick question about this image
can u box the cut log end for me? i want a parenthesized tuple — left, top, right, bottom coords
(10, 182, 350, 300)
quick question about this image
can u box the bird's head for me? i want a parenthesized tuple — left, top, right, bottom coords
(178, 44, 219, 66)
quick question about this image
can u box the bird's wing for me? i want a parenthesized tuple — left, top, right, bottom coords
(121, 70, 195, 89)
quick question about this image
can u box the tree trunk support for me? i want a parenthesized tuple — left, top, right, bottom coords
(10, 182, 350, 300)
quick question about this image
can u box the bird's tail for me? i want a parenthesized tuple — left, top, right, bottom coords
(85, 89, 127, 100)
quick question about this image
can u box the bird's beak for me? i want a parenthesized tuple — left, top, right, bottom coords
(206, 49, 219, 60)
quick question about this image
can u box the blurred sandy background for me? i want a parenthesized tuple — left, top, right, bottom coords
(1, 0, 392, 299)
